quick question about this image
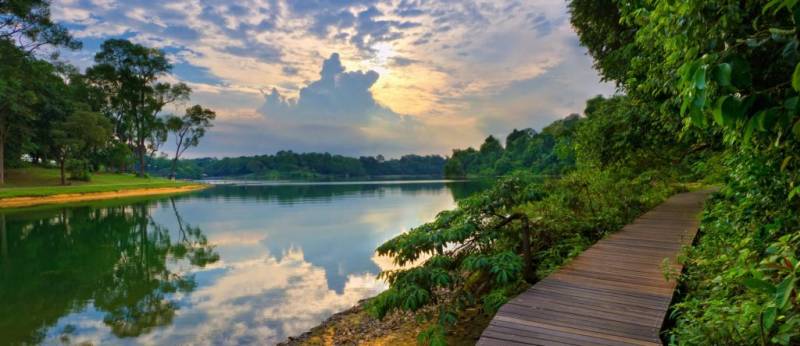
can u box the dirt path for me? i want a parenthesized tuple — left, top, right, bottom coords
(0, 184, 208, 208)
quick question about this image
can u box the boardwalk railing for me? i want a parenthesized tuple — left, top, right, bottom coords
(478, 190, 714, 346)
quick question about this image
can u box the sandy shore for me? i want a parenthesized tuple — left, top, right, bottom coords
(0, 184, 208, 208)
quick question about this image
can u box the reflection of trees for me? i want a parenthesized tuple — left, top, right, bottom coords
(1, 213, 7, 264)
(0, 201, 218, 344)
(191, 181, 484, 205)
(171, 198, 219, 267)
(445, 180, 492, 200)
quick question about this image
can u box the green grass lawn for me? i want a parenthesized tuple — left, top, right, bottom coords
(0, 167, 196, 199)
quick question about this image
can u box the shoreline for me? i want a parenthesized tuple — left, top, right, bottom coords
(0, 184, 208, 209)
(280, 298, 490, 345)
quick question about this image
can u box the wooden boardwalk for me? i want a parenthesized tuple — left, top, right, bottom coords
(478, 190, 714, 346)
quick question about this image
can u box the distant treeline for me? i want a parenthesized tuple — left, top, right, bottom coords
(148, 114, 582, 180)
(148, 151, 447, 179)
(444, 114, 581, 178)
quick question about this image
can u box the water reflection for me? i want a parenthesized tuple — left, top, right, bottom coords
(0, 203, 219, 345)
(0, 181, 484, 345)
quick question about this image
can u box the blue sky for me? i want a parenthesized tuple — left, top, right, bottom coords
(52, 0, 614, 158)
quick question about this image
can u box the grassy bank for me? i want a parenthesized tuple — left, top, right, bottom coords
(0, 167, 200, 199)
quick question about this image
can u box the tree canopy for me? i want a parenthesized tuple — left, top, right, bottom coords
(0, 2, 215, 184)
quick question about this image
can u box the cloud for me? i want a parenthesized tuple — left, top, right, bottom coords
(51, 0, 614, 158)
(261, 53, 388, 124)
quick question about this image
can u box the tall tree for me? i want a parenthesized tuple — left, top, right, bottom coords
(0, 40, 31, 185)
(166, 105, 215, 179)
(0, 0, 80, 184)
(51, 109, 113, 184)
(87, 39, 190, 177)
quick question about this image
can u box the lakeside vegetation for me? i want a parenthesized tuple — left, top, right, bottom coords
(444, 114, 581, 178)
(147, 152, 447, 180)
(361, 0, 800, 345)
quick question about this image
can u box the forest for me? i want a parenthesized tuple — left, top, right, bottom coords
(369, 0, 800, 345)
(147, 152, 447, 180)
(444, 114, 580, 178)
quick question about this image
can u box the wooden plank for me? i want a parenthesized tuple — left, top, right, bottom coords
(540, 278, 673, 303)
(515, 289, 665, 320)
(478, 190, 714, 345)
(488, 321, 627, 346)
(505, 299, 661, 327)
(497, 307, 660, 342)
(494, 315, 661, 346)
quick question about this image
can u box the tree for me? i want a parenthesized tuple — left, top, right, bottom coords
(166, 105, 216, 179)
(567, 0, 635, 86)
(0, 0, 79, 184)
(87, 39, 190, 177)
(443, 157, 465, 178)
(0, 0, 81, 52)
(0, 40, 33, 185)
(51, 109, 112, 184)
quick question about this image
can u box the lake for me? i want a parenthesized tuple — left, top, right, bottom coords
(0, 181, 483, 345)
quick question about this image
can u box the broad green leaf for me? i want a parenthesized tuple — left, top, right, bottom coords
(764, 0, 781, 13)
(789, 186, 800, 201)
(757, 108, 779, 131)
(713, 96, 743, 127)
(680, 97, 690, 116)
(694, 65, 707, 90)
(714, 63, 732, 87)
(693, 89, 706, 109)
(793, 62, 800, 92)
(763, 306, 777, 330)
(743, 278, 777, 294)
(793, 119, 800, 138)
(742, 116, 758, 144)
(774, 276, 796, 307)
(690, 109, 706, 128)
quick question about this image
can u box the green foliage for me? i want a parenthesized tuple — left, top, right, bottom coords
(566, 0, 800, 342)
(87, 38, 192, 176)
(445, 114, 582, 178)
(51, 110, 113, 184)
(0, 0, 82, 51)
(166, 105, 216, 178)
(370, 164, 679, 340)
(66, 158, 91, 181)
(574, 95, 688, 170)
(147, 152, 447, 180)
(567, 0, 636, 85)
(671, 153, 800, 344)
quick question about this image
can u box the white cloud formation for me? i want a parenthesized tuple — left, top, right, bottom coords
(51, 0, 615, 158)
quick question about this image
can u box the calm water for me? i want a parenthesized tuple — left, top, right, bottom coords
(0, 181, 483, 346)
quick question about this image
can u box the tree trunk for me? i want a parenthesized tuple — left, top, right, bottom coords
(60, 159, 66, 185)
(138, 141, 146, 177)
(521, 217, 535, 283)
(170, 157, 178, 180)
(170, 136, 184, 180)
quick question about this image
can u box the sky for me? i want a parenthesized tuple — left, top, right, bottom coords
(52, 0, 615, 159)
